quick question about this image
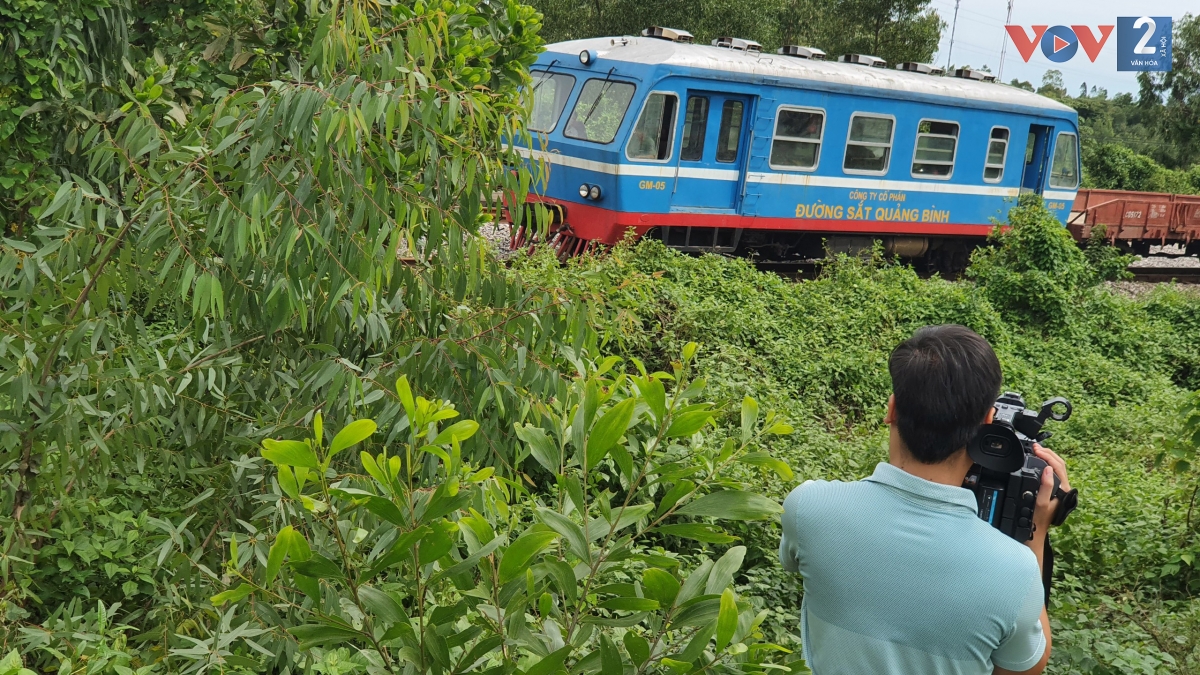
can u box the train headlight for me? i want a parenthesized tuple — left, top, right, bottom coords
(588, 185, 602, 200)
(579, 183, 590, 199)
(579, 49, 595, 66)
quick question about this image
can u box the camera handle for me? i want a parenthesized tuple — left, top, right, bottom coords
(1042, 535, 1054, 607)
(1037, 397, 1072, 424)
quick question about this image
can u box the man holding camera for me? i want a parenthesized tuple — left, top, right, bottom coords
(779, 324, 1072, 675)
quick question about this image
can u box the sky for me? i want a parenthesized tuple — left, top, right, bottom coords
(927, 0, 1195, 96)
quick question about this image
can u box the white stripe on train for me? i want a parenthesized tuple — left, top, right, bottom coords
(515, 148, 1070, 201)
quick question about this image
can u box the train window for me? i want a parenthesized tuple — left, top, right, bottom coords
(680, 97, 710, 161)
(911, 120, 959, 178)
(843, 114, 894, 174)
(983, 127, 1010, 183)
(627, 93, 679, 161)
(770, 107, 824, 171)
(528, 71, 576, 133)
(564, 79, 636, 144)
(716, 100, 744, 163)
(1049, 132, 1080, 188)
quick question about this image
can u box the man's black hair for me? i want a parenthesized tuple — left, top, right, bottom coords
(889, 324, 1002, 464)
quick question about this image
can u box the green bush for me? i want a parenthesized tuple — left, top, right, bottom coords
(967, 195, 1095, 327)
(209, 363, 799, 674)
(515, 216, 1200, 673)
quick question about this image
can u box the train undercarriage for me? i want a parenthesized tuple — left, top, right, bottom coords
(509, 189, 1200, 275)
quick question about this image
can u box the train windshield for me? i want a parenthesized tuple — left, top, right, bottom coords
(1049, 132, 1080, 188)
(528, 71, 576, 133)
(564, 79, 636, 144)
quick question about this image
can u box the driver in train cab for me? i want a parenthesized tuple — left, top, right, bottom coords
(779, 325, 1070, 675)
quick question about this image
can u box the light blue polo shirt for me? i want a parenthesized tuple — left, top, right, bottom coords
(779, 462, 1046, 675)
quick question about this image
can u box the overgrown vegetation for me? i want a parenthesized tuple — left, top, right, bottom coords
(524, 0, 944, 67)
(514, 199, 1200, 674)
(5, 1, 1200, 674)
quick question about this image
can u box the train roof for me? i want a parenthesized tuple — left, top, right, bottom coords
(543, 36, 1077, 117)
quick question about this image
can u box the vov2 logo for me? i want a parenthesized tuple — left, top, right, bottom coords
(1004, 17, 1172, 71)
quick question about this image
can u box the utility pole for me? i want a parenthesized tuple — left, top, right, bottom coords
(945, 0, 960, 70)
(998, 0, 1015, 80)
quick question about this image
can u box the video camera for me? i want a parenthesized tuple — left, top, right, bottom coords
(963, 392, 1079, 542)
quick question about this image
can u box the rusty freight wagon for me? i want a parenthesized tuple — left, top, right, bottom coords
(1067, 189, 1200, 255)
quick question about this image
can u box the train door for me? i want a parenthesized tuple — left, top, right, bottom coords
(671, 92, 753, 211)
(1021, 124, 1053, 194)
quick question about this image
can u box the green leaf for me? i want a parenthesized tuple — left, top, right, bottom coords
(676, 559, 713, 606)
(211, 583, 253, 605)
(358, 586, 408, 624)
(290, 554, 342, 579)
(295, 574, 320, 601)
(432, 419, 479, 446)
(40, 182, 74, 220)
(517, 424, 560, 473)
(499, 531, 560, 583)
(655, 523, 737, 544)
(277, 465, 300, 499)
(538, 508, 590, 563)
(289, 623, 362, 648)
(598, 597, 659, 612)
(676, 490, 782, 520)
(361, 496, 407, 526)
(656, 480, 696, 516)
(741, 396, 759, 444)
(432, 534, 504, 583)
(706, 546, 746, 595)
(665, 410, 713, 438)
(623, 631, 650, 666)
(329, 419, 377, 459)
(643, 568, 681, 607)
(396, 376, 416, 422)
(607, 502, 654, 532)
(716, 588, 738, 652)
(682, 342, 699, 361)
(635, 377, 667, 424)
(261, 438, 318, 468)
(540, 558, 579, 604)
(738, 452, 794, 481)
(660, 658, 692, 674)
(587, 398, 637, 470)
(524, 645, 572, 675)
(600, 634, 623, 675)
(266, 526, 294, 584)
(361, 451, 389, 487)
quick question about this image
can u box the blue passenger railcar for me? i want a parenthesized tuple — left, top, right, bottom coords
(514, 29, 1081, 263)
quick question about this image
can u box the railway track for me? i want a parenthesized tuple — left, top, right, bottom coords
(1127, 266, 1200, 283)
(754, 260, 1200, 284)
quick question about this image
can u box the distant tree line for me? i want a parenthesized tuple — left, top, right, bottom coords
(526, 0, 944, 65)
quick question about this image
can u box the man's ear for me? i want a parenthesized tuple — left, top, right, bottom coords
(985, 407, 996, 424)
(884, 394, 896, 425)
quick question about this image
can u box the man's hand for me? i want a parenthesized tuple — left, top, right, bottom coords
(1028, 443, 1070, 561)
(1033, 443, 1071, 496)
